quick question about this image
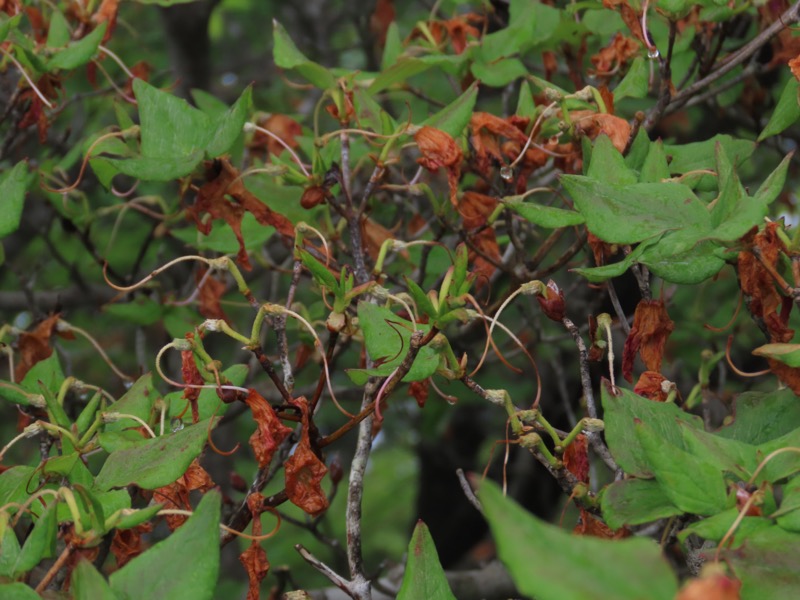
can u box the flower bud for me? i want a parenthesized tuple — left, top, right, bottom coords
(536, 279, 566, 322)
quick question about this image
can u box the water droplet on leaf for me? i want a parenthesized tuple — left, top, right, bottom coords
(170, 417, 184, 432)
(647, 48, 660, 60)
(500, 166, 513, 181)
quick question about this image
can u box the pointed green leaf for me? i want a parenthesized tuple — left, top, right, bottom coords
(381, 22, 402, 71)
(72, 559, 120, 600)
(717, 389, 800, 445)
(479, 479, 678, 600)
(404, 277, 437, 320)
(754, 152, 793, 205)
(602, 386, 703, 478)
(95, 419, 215, 491)
(679, 508, 772, 545)
(205, 85, 252, 158)
(421, 81, 479, 138)
(0, 583, 41, 600)
(639, 236, 726, 284)
(614, 57, 648, 100)
(471, 57, 528, 88)
(639, 140, 670, 183)
(571, 236, 662, 283)
(110, 492, 220, 600)
(635, 419, 729, 515)
(625, 127, 651, 172)
(369, 59, 432, 94)
(601, 478, 683, 530)
(47, 23, 106, 71)
(298, 248, 339, 290)
(396, 521, 456, 600)
(516, 80, 537, 118)
(13, 501, 58, 576)
(753, 343, 800, 367)
(0, 161, 29, 238)
(103, 373, 157, 433)
(104, 152, 204, 181)
(0, 521, 21, 577)
(587, 135, 637, 185)
(504, 199, 585, 228)
(46, 11, 71, 48)
(0, 14, 22, 44)
(561, 177, 710, 244)
(759, 77, 800, 141)
(272, 20, 336, 89)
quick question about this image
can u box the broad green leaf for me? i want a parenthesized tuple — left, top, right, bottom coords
(354, 302, 440, 383)
(719, 525, 800, 600)
(587, 135, 637, 185)
(639, 140, 671, 183)
(504, 199, 585, 228)
(471, 57, 528, 87)
(639, 236, 726, 284)
(679, 508, 772, 544)
(679, 424, 757, 480)
(0, 467, 37, 509)
(561, 176, 710, 244)
(13, 501, 58, 576)
(753, 343, 800, 367)
(165, 364, 248, 421)
(272, 20, 336, 89)
(479, 479, 678, 600)
(95, 419, 215, 491)
(72, 559, 120, 600)
(614, 57, 648, 100)
(0, 519, 21, 577)
(0, 161, 29, 238)
(601, 478, 683, 530)
(664, 135, 755, 191)
(625, 127, 651, 172)
(46, 23, 106, 71)
(709, 144, 766, 242)
(110, 492, 220, 600)
(102, 296, 165, 326)
(381, 22, 402, 71)
(776, 477, 800, 532)
(105, 152, 204, 181)
(103, 373, 157, 433)
(602, 386, 702, 478)
(0, 583, 41, 600)
(757, 429, 800, 483)
(0, 14, 22, 44)
(753, 152, 793, 205)
(759, 77, 800, 141)
(46, 11, 71, 48)
(421, 81, 479, 138)
(717, 389, 800, 445)
(571, 236, 662, 283)
(205, 85, 252, 158)
(369, 59, 432, 94)
(396, 521, 456, 600)
(635, 420, 729, 515)
(20, 353, 64, 398)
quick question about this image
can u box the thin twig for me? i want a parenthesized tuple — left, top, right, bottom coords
(456, 468, 483, 513)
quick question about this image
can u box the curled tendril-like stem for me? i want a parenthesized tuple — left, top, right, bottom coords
(0, 47, 53, 108)
(155, 342, 249, 395)
(42, 129, 129, 194)
(296, 222, 331, 268)
(103, 254, 218, 292)
(705, 292, 743, 332)
(748, 447, 800, 487)
(243, 122, 310, 177)
(103, 412, 156, 438)
(714, 485, 763, 563)
(464, 294, 522, 376)
(91, 58, 136, 103)
(58, 320, 134, 381)
(725, 335, 770, 377)
(98, 45, 137, 80)
(157, 508, 281, 541)
(510, 100, 558, 170)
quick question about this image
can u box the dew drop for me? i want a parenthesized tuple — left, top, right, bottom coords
(170, 417, 184, 432)
(123, 380, 134, 390)
(500, 166, 513, 181)
(445, 395, 458, 406)
(647, 47, 660, 60)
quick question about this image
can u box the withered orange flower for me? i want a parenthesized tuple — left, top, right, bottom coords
(414, 126, 463, 206)
(244, 389, 293, 469)
(622, 299, 674, 383)
(675, 572, 741, 600)
(284, 396, 329, 516)
(633, 371, 670, 402)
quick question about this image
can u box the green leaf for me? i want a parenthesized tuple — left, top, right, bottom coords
(679, 424, 757, 480)
(754, 152, 793, 205)
(717, 389, 800, 445)
(614, 57, 648, 100)
(107, 503, 164, 530)
(679, 508, 772, 545)
(110, 491, 220, 600)
(516, 80, 537, 118)
(272, 20, 336, 89)
(170, 212, 276, 252)
(601, 478, 683, 530)
(719, 525, 800, 599)
(381, 22, 402, 71)
(756, 429, 800, 483)
(753, 343, 800, 367)
(298, 248, 338, 290)
(479, 479, 678, 600)
(102, 296, 164, 326)
(369, 59, 432, 94)
(471, 57, 528, 87)
(776, 477, 800, 532)
(759, 77, 800, 141)
(205, 85, 252, 158)
(708, 143, 766, 242)
(103, 373, 157, 433)
(571, 237, 662, 283)
(0, 467, 37, 509)
(0, 161, 29, 238)
(46, 11, 71, 48)
(20, 353, 64, 398)
(664, 135, 755, 191)
(354, 302, 440, 382)
(625, 127, 651, 172)
(561, 176, 710, 244)
(0, 14, 22, 44)
(0, 583, 41, 600)
(13, 501, 58, 576)
(166, 364, 247, 422)
(396, 521, 456, 600)
(421, 81, 479, 138)
(72, 559, 120, 600)
(639, 236, 726, 284)
(46, 23, 106, 71)
(635, 420, 729, 515)
(639, 140, 671, 183)
(587, 135, 637, 185)
(504, 198, 585, 228)
(602, 386, 702, 478)
(404, 277, 437, 321)
(95, 419, 215, 491)
(0, 520, 21, 577)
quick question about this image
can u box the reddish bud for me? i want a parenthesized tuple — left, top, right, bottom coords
(328, 454, 344, 485)
(536, 279, 566, 322)
(300, 185, 327, 209)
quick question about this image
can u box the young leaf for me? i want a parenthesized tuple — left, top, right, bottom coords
(109, 491, 221, 600)
(396, 521, 456, 600)
(72, 559, 119, 600)
(272, 20, 337, 89)
(46, 23, 107, 71)
(753, 152, 793, 205)
(752, 343, 800, 367)
(421, 81, 479, 138)
(614, 56, 648, 100)
(716, 389, 800, 445)
(95, 419, 216, 491)
(758, 77, 800, 142)
(369, 58, 432, 94)
(479, 479, 678, 600)
(13, 501, 58, 576)
(504, 199, 585, 228)
(638, 140, 671, 183)
(0, 583, 41, 600)
(0, 161, 29, 239)
(587, 135, 637, 185)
